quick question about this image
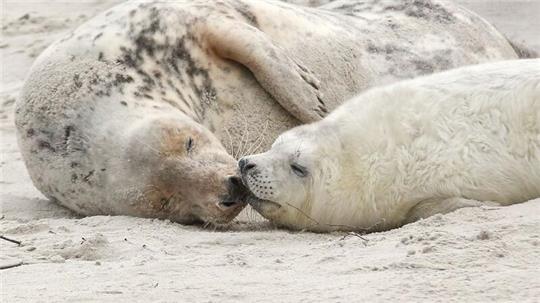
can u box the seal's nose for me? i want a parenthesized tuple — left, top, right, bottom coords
(239, 158, 256, 174)
(227, 176, 243, 190)
(219, 176, 248, 208)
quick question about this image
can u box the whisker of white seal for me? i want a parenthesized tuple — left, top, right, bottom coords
(237, 113, 251, 158)
(242, 134, 257, 158)
(246, 120, 269, 155)
(224, 128, 238, 159)
(232, 103, 246, 157)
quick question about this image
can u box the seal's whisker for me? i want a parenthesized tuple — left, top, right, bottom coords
(246, 121, 269, 155)
(224, 128, 237, 159)
(242, 140, 255, 158)
(225, 128, 236, 158)
(237, 113, 251, 158)
(244, 126, 263, 156)
(243, 119, 269, 157)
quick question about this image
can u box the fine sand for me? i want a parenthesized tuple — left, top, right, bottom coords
(1, 1, 539, 302)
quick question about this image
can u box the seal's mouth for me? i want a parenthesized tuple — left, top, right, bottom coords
(246, 193, 282, 213)
(218, 176, 250, 209)
(218, 199, 248, 208)
(239, 172, 282, 216)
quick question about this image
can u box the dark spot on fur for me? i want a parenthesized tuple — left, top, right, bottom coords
(118, 46, 136, 68)
(161, 98, 176, 107)
(385, 19, 399, 30)
(83, 170, 95, 183)
(411, 59, 435, 74)
(26, 128, 35, 137)
(385, 0, 456, 24)
(107, 4, 217, 120)
(93, 32, 103, 42)
(134, 35, 157, 58)
(73, 74, 82, 88)
(120, 101, 128, 106)
(63, 125, 75, 146)
(234, 3, 258, 27)
(37, 140, 55, 152)
(113, 74, 134, 86)
(367, 44, 378, 53)
(367, 43, 399, 55)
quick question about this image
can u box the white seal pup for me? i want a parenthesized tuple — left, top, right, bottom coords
(239, 59, 540, 232)
(15, 0, 523, 224)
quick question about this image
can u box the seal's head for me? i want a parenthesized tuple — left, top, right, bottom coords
(123, 115, 248, 225)
(239, 123, 344, 231)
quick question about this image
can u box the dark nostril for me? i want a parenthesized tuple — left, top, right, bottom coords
(220, 201, 237, 208)
(239, 158, 256, 174)
(228, 176, 242, 188)
(238, 158, 247, 171)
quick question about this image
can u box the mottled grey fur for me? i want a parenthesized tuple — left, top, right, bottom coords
(16, 0, 520, 220)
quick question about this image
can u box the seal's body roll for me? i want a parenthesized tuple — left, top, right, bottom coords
(240, 59, 540, 232)
(15, 0, 522, 223)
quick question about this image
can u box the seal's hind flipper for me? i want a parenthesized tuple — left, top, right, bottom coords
(404, 197, 500, 224)
(202, 19, 327, 123)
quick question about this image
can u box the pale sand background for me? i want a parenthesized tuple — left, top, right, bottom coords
(1, 1, 539, 302)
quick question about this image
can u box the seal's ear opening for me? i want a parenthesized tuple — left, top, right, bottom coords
(202, 19, 328, 123)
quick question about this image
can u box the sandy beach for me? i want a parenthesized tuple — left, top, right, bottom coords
(1, 1, 539, 302)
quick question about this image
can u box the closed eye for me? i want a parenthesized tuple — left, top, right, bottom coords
(186, 137, 194, 152)
(291, 163, 308, 177)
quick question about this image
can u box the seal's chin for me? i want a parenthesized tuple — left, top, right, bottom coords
(247, 194, 282, 217)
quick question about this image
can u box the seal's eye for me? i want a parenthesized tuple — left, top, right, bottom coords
(186, 137, 194, 152)
(291, 163, 308, 178)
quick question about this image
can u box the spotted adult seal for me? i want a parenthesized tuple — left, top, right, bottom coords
(15, 0, 524, 224)
(239, 59, 540, 232)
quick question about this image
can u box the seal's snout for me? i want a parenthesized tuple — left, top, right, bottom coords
(239, 157, 256, 175)
(219, 176, 249, 209)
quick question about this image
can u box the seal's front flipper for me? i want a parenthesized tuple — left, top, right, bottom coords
(202, 19, 327, 123)
(404, 197, 500, 224)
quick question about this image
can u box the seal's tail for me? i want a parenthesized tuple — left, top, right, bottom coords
(508, 39, 539, 59)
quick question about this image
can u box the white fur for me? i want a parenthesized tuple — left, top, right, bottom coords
(242, 59, 540, 232)
(14, 0, 522, 223)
